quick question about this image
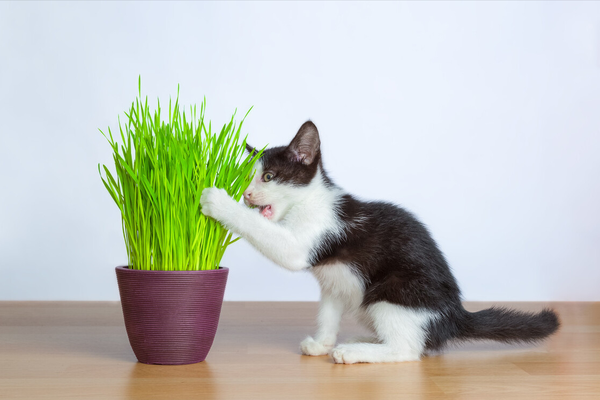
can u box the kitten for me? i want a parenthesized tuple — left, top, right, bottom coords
(200, 121, 559, 364)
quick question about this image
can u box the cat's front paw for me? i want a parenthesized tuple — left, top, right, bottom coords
(200, 187, 234, 222)
(300, 336, 333, 356)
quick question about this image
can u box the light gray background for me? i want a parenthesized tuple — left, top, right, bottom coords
(1, 1, 599, 301)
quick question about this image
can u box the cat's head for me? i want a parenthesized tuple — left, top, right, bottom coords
(243, 121, 324, 221)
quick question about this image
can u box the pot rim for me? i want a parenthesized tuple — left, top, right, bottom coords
(115, 266, 228, 274)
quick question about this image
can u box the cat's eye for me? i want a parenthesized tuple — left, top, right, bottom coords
(262, 172, 274, 182)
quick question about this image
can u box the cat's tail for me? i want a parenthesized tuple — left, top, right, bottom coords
(458, 306, 560, 343)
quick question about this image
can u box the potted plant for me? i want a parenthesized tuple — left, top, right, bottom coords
(98, 79, 262, 364)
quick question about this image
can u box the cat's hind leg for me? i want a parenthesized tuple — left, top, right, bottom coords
(331, 302, 436, 364)
(345, 336, 381, 344)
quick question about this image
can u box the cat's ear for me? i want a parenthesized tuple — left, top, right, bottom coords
(286, 121, 320, 165)
(246, 143, 257, 155)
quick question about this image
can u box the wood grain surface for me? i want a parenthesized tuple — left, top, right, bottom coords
(0, 301, 598, 399)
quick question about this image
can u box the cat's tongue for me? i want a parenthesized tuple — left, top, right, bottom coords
(260, 205, 273, 219)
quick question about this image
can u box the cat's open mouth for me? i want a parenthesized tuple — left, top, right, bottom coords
(246, 199, 274, 219)
(258, 205, 273, 219)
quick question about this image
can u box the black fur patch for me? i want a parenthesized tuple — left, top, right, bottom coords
(312, 196, 463, 310)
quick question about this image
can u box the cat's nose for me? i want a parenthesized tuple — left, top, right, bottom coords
(243, 191, 252, 200)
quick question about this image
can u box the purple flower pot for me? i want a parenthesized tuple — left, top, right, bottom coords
(115, 266, 228, 365)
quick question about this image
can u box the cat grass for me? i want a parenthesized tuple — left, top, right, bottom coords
(99, 78, 263, 270)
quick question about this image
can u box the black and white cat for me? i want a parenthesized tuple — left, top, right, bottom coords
(200, 121, 559, 364)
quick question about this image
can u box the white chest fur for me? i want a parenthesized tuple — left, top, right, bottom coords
(311, 263, 364, 312)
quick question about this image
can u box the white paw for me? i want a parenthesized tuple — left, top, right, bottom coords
(200, 187, 233, 221)
(300, 336, 333, 356)
(330, 344, 360, 364)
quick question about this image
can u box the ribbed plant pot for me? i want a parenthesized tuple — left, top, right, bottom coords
(115, 266, 228, 365)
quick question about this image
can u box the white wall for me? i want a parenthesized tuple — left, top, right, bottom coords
(1, 1, 599, 301)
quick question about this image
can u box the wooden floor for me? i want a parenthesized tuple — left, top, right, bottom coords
(0, 302, 598, 399)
